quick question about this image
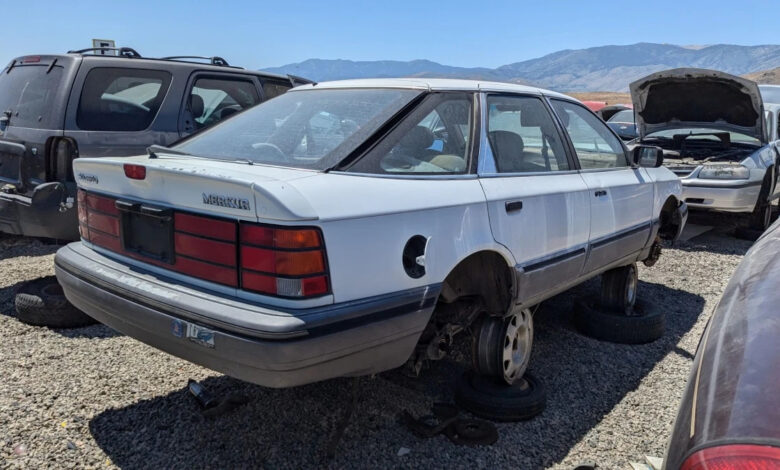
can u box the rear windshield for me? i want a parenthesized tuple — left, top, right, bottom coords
(174, 88, 421, 170)
(0, 64, 65, 129)
(608, 109, 634, 123)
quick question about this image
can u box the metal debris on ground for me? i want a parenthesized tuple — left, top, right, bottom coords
(187, 379, 251, 419)
(401, 403, 498, 446)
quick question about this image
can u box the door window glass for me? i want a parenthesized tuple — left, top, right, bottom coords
(187, 77, 259, 130)
(77, 68, 171, 131)
(487, 95, 569, 173)
(551, 100, 628, 169)
(349, 93, 473, 174)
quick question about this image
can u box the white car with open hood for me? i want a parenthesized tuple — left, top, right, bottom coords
(55, 79, 686, 389)
(630, 69, 780, 232)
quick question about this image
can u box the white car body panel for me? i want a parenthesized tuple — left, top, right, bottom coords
(59, 78, 687, 387)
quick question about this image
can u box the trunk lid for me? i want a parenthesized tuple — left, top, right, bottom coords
(629, 68, 766, 142)
(73, 155, 321, 221)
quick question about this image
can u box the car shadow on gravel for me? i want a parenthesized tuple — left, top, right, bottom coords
(87, 279, 705, 469)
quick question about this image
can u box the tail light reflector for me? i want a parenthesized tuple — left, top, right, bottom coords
(174, 232, 236, 267)
(240, 224, 329, 298)
(77, 190, 89, 240)
(123, 164, 146, 180)
(681, 444, 780, 470)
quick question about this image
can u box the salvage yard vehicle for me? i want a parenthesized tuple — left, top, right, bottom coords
(606, 108, 638, 140)
(54, 78, 686, 416)
(663, 218, 780, 470)
(630, 69, 780, 235)
(0, 46, 308, 241)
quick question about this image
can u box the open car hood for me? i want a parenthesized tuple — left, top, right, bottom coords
(629, 68, 766, 142)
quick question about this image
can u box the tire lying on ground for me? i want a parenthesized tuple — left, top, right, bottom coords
(15, 276, 96, 328)
(454, 370, 546, 422)
(574, 298, 664, 344)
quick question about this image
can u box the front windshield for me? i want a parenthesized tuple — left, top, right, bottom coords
(760, 86, 780, 105)
(646, 128, 760, 145)
(175, 88, 422, 169)
(608, 109, 634, 123)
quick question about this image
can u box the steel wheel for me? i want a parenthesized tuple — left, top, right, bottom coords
(501, 309, 533, 384)
(473, 308, 534, 386)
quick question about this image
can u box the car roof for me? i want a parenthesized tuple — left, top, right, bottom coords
(10, 52, 292, 81)
(292, 77, 573, 100)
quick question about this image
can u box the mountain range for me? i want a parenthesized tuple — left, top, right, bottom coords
(262, 43, 780, 92)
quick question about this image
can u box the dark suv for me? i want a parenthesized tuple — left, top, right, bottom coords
(0, 47, 309, 240)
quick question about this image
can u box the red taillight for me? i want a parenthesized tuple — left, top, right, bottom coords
(681, 444, 780, 470)
(175, 213, 236, 242)
(77, 190, 89, 241)
(22, 56, 40, 63)
(123, 164, 146, 180)
(80, 191, 120, 250)
(240, 224, 329, 298)
(79, 190, 330, 298)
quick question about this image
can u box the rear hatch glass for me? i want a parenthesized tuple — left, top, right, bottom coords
(0, 62, 65, 129)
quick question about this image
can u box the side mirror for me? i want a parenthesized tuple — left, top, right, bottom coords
(632, 145, 664, 168)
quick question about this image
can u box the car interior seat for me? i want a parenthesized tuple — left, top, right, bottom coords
(189, 94, 205, 127)
(398, 126, 440, 161)
(488, 130, 526, 172)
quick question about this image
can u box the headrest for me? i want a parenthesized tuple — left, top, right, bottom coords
(399, 125, 434, 151)
(488, 130, 525, 154)
(190, 94, 205, 118)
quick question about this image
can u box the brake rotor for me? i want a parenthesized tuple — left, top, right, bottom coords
(444, 418, 498, 446)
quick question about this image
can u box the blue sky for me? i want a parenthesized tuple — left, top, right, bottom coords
(1, 0, 776, 69)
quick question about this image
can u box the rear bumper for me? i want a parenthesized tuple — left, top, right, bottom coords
(681, 180, 761, 213)
(0, 182, 78, 240)
(54, 242, 440, 388)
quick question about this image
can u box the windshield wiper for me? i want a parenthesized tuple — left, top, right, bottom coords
(146, 145, 192, 159)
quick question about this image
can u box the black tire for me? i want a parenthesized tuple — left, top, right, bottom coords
(472, 309, 533, 385)
(454, 371, 546, 422)
(15, 276, 96, 328)
(600, 263, 638, 314)
(749, 170, 774, 231)
(574, 298, 664, 344)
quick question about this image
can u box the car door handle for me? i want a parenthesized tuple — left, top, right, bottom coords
(594, 190, 608, 197)
(505, 200, 523, 213)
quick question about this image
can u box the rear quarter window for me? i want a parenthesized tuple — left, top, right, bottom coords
(261, 79, 292, 100)
(0, 64, 65, 129)
(76, 68, 171, 131)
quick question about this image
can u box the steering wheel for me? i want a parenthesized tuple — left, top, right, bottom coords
(250, 143, 288, 163)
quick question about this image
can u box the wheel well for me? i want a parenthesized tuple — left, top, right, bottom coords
(438, 251, 514, 316)
(659, 196, 681, 240)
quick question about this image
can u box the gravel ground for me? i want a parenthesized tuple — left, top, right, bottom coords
(0, 222, 753, 469)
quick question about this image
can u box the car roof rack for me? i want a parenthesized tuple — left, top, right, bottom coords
(160, 56, 238, 68)
(67, 47, 142, 58)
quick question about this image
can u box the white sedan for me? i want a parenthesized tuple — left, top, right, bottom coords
(55, 79, 685, 395)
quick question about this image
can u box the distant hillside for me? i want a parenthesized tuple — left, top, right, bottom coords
(263, 43, 780, 92)
(743, 67, 780, 84)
